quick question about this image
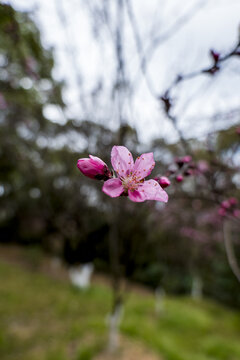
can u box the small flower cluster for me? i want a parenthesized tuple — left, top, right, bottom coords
(77, 146, 169, 203)
(154, 155, 196, 186)
(218, 197, 240, 218)
(166, 155, 195, 184)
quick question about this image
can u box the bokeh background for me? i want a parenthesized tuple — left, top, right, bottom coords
(0, 1, 240, 359)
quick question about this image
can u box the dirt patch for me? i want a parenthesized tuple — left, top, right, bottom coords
(9, 321, 38, 341)
(95, 336, 162, 360)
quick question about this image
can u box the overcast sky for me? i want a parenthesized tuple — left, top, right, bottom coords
(6, 0, 240, 143)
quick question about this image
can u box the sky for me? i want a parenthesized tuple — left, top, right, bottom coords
(5, 0, 240, 143)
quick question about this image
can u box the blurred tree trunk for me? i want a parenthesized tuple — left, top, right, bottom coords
(191, 274, 203, 300)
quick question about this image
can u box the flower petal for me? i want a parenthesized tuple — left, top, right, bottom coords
(111, 146, 134, 177)
(77, 155, 111, 180)
(102, 178, 124, 198)
(139, 179, 168, 202)
(77, 158, 99, 179)
(128, 189, 147, 202)
(89, 155, 107, 167)
(133, 153, 155, 180)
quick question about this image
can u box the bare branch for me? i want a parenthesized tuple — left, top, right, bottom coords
(142, 0, 209, 73)
(55, 0, 87, 113)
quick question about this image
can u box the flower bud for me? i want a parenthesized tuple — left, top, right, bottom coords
(77, 155, 112, 180)
(176, 175, 183, 183)
(197, 160, 209, 173)
(175, 157, 184, 168)
(233, 209, 240, 218)
(218, 207, 226, 217)
(176, 155, 192, 168)
(182, 155, 192, 163)
(154, 176, 171, 188)
(221, 200, 231, 209)
(184, 169, 193, 176)
(210, 49, 220, 63)
(228, 197, 238, 206)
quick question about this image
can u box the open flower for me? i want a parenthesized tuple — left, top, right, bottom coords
(102, 146, 168, 203)
(77, 155, 112, 180)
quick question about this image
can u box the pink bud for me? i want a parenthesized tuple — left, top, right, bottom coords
(175, 157, 184, 167)
(77, 155, 112, 180)
(176, 175, 183, 183)
(228, 197, 238, 206)
(236, 127, 240, 136)
(210, 49, 220, 63)
(197, 160, 209, 173)
(176, 155, 192, 167)
(218, 207, 226, 217)
(184, 169, 193, 176)
(155, 176, 171, 188)
(221, 200, 231, 209)
(182, 155, 192, 163)
(233, 209, 240, 218)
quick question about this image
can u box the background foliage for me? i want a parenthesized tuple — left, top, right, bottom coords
(0, 4, 240, 309)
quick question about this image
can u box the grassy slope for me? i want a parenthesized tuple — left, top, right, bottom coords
(0, 262, 240, 360)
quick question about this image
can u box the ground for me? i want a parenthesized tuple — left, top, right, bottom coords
(0, 245, 240, 360)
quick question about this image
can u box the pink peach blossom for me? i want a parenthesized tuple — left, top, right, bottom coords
(175, 155, 192, 167)
(154, 176, 171, 189)
(197, 160, 209, 173)
(218, 207, 226, 217)
(229, 197, 238, 206)
(77, 155, 112, 180)
(221, 200, 231, 209)
(176, 175, 183, 183)
(233, 209, 240, 218)
(102, 146, 168, 203)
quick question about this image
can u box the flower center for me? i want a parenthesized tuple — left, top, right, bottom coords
(121, 174, 140, 192)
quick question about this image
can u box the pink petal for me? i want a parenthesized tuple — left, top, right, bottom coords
(77, 158, 98, 179)
(155, 176, 171, 189)
(102, 178, 124, 198)
(89, 155, 107, 167)
(77, 155, 110, 180)
(128, 189, 147, 202)
(111, 146, 134, 177)
(139, 179, 168, 202)
(133, 153, 155, 180)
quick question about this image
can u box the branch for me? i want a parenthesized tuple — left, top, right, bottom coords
(159, 36, 240, 152)
(162, 37, 240, 97)
(55, 0, 87, 114)
(142, 0, 209, 74)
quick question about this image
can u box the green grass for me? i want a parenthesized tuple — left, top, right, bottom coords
(0, 262, 240, 360)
